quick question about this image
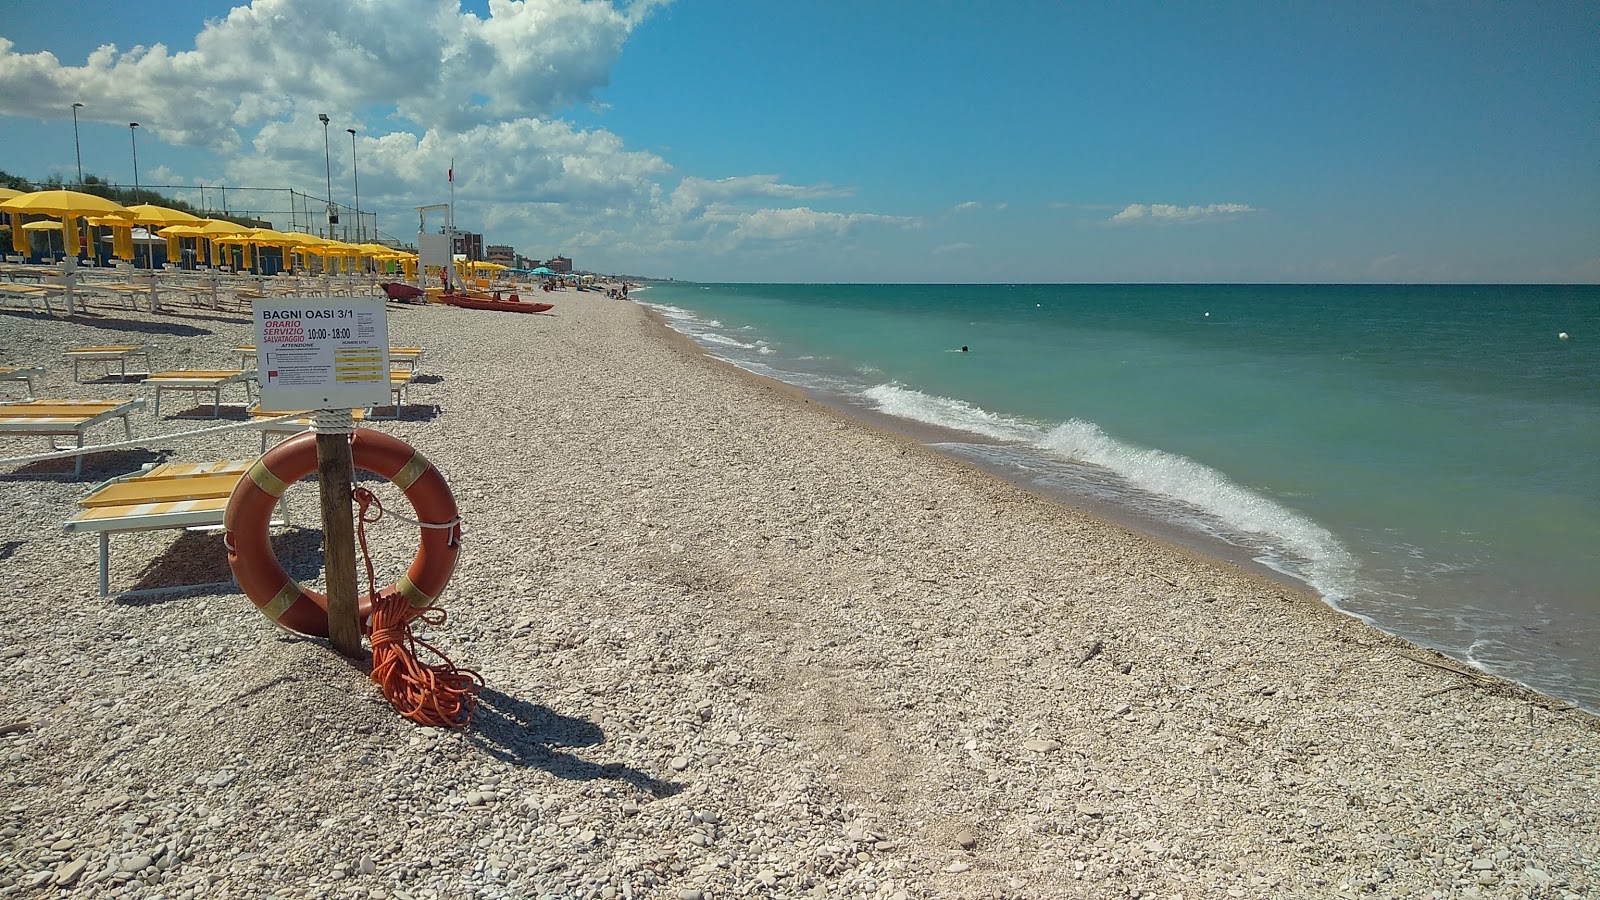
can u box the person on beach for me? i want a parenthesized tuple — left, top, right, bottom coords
(961, 346, 969, 352)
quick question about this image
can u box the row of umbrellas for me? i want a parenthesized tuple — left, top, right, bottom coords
(0, 188, 416, 275)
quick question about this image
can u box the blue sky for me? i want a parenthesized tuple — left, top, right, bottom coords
(1, 0, 1595, 283)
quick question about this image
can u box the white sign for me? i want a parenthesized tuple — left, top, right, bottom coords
(252, 297, 390, 411)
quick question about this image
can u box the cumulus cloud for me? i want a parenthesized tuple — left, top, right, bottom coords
(1110, 202, 1258, 224)
(0, 0, 917, 269)
(952, 201, 982, 212)
(0, 0, 662, 142)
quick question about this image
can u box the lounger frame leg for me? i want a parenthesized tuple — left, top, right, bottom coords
(99, 533, 111, 598)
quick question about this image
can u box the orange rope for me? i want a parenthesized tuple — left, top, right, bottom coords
(355, 487, 482, 728)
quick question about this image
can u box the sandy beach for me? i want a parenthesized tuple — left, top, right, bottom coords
(0, 290, 1596, 899)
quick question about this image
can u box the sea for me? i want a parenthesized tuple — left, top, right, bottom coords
(634, 283, 1600, 713)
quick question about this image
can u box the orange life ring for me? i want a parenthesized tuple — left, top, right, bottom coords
(223, 429, 462, 637)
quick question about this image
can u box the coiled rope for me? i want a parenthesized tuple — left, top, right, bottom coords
(353, 485, 481, 728)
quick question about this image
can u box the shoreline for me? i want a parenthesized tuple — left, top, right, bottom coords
(1, 293, 1596, 897)
(637, 300, 1352, 625)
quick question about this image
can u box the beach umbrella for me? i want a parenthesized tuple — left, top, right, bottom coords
(187, 218, 254, 267)
(120, 206, 200, 268)
(22, 219, 65, 258)
(123, 204, 202, 226)
(2, 190, 28, 254)
(0, 189, 134, 257)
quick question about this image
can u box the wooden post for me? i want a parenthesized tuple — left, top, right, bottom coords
(316, 429, 363, 657)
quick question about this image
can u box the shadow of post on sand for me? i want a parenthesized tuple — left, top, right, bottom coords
(466, 686, 681, 798)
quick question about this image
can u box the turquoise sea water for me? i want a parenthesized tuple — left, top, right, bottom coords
(637, 283, 1600, 712)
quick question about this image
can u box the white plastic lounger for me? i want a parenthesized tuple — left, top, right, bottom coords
(0, 398, 146, 476)
(64, 344, 153, 383)
(146, 370, 256, 417)
(62, 460, 284, 597)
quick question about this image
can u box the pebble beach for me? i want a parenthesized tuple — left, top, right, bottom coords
(1, 290, 1596, 899)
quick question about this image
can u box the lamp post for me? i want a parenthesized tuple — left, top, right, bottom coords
(347, 128, 361, 243)
(129, 123, 142, 268)
(318, 113, 337, 236)
(71, 103, 84, 185)
(128, 123, 140, 195)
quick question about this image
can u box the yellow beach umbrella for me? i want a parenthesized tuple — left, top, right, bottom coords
(0, 189, 134, 257)
(21, 219, 65, 258)
(123, 204, 203, 226)
(1, 188, 31, 252)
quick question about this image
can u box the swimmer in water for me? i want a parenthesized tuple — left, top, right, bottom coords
(960, 346, 969, 353)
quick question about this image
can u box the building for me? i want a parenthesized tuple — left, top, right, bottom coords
(546, 255, 573, 274)
(452, 231, 483, 262)
(485, 244, 515, 265)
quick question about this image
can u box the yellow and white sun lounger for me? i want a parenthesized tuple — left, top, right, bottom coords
(0, 398, 146, 476)
(0, 282, 63, 316)
(64, 344, 153, 383)
(234, 345, 425, 374)
(147, 369, 256, 418)
(0, 365, 43, 398)
(62, 459, 285, 597)
(368, 369, 417, 421)
(248, 405, 369, 451)
(388, 347, 425, 374)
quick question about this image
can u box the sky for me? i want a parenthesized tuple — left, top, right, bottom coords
(0, 0, 1596, 283)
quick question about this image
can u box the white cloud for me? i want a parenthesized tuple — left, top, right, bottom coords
(0, 0, 659, 146)
(0, 0, 919, 270)
(1110, 202, 1258, 224)
(952, 201, 982, 212)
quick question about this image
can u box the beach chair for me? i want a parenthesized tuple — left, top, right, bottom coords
(147, 370, 256, 418)
(62, 459, 287, 597)
(0, 398, 147, 476)
(0, 282, 61, 316)
(64, 344, 153, 383)
(388, 347, 425, 374)
(248, 405, 370, 451)
(0, 366, 44, 398)
(368, 369, 416, 420)
(85, 281, 149, 311)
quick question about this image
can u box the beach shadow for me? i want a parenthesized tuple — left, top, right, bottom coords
(0, 541, 20, 565)
(273, 527, 328, 582)
(155, 309, 252, 326)
(49, 316, 214, 338)
(116, 529, 236, 604)
(370, 404, 441, 423)
(81, 374, 151, 385)
(466, 686, 681, 798)
(0, 448, 164, 481)
(411, 374, 444, 385)
(160, 406, 251, 421)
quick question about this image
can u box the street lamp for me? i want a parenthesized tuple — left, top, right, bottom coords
(128, 123, 140, 196)
(347, 128, 361, 242)
(129, 122, 143, 267)
(71, 103, 84, 185)
(318, 113, 338, 233)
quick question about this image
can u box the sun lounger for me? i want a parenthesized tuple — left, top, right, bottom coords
(389, 347, 425, 374)
(0, 282, 62, 316)
(147, 370, 256, 418)
(0, 398, 146, 476)
(248, 405, 369, 450)
(0, 365, 43, 398)
(62, 459, 286, 597)
(64, 344, 153, 383)
(234, 345, 424, 374)
(368, 369, 417, 420)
